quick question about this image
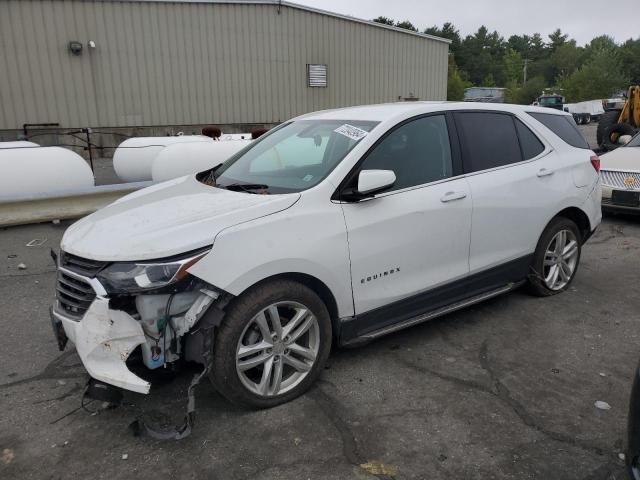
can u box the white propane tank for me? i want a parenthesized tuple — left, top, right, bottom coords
(0, 141, 40, 149)
(0, 146, 94, 197)
(113, 136, 213, 182)
(151, 140, 251, 182)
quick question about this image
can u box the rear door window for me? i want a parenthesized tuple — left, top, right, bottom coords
(515, 118, 545, 160)
(454, 112, 523, 173)
(527, 112, 590, 149)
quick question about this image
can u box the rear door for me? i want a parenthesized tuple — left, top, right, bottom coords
(454, 111, 568, 275)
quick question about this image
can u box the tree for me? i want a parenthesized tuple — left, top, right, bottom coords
(620, 38, 640, 83)
(395, 20, 418, 32)
(503, 48, 523, 85)
(447, 56, 471, 101)
(425, 22, 461, 56)
(506, 76, 546, 104)
(372, 16, 394, 26)
(561, 49, 626, 101)
(548, 29, 569, 51)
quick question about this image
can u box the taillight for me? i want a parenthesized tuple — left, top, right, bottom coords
(590, 155, 600, 172)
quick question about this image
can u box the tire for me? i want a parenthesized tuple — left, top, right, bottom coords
(603, 122, 636, 151)
(584, 114, 591, 124)
(209, 279, 332, 408)
(527, 217, 582, 297)
(597, 110, 621, 146)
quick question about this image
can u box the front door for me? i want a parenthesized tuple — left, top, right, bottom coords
(339, 114, 472, 333)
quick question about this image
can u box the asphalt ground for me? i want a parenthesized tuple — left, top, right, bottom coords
(1, 208, 639, 480)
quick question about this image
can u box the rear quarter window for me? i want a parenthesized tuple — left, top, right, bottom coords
(527, 112, 590, 149)
(515, 118, 545, 160)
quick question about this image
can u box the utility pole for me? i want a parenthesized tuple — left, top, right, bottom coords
(523, 58, 530, 86)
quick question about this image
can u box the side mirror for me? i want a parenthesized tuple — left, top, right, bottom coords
(341, 169, 396, 201)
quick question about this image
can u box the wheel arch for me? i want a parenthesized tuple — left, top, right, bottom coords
(551, 207, 591, 242)
(234, 272, 342, 341)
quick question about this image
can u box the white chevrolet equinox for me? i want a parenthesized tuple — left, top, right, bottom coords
(52, 102, 602, 408)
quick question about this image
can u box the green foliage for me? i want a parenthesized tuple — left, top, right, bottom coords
(372, 16, 394, 26)
(395, 20, 418, 32)
(506, 76, 547, 105)
(561, 49, 627, 102)
(503, 49, 523, 85)
(370, 17, 639, 102)
(447, 57, 471, 101)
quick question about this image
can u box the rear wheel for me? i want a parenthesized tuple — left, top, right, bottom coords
(527, 217, 582, 296)
(597, 110, 621, 146)
(209, 280, 332, 408)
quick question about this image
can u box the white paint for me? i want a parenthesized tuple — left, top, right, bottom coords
(61, 175, 300, 261)
(357, 169, 396, 194)
(57, 102, 602, 393)
(0, 146, 94, 197)
(113, 135, 212, 182)
(151, 140, 250, 182)
(0, 141, 39, 149)
(54, 297, 150, 394)
(219, 133, 251, 141)
(563, 100, 604, 117)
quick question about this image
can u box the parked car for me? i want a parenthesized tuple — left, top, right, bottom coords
(600, 132, 640, 212)
(51, 102, 601, 408)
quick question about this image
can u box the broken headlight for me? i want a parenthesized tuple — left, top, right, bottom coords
(96, 248, 211, 294)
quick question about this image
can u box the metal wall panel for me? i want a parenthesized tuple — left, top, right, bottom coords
(0, 0, 449, 129)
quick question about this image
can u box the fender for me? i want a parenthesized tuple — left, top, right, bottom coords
(187, 196, 354, 317)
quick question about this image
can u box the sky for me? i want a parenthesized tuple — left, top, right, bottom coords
(294, 0, 638, 46)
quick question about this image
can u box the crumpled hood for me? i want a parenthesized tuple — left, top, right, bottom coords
(61, 175, 300, 261)
(600, 147, 640, 171)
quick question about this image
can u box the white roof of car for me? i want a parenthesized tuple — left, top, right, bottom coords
(297, 102, 570, 122)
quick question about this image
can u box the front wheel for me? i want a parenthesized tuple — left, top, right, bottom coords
(209, 280, 332, 408)
(527, 217, 582, 296)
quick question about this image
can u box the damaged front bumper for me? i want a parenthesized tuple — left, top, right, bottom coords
(52, 298, 151, 393)
(52, 263, 221, 395)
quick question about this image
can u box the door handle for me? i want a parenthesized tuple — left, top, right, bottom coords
(537, 168, 555, 177)
(440, 191, 467, 203)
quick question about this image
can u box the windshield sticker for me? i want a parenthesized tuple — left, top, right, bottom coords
(334, 124, 369, 141)
(303, 174, 314, 182)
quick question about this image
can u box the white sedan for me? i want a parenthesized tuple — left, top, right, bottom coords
(601, 133, 640, 212)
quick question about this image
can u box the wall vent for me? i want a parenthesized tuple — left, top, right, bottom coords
(307, 64, 327, 87)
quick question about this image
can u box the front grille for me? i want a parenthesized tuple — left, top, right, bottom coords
(56, 271, 96, 319)
(601, 170, 640, 191)
(60, 251, 108, 278)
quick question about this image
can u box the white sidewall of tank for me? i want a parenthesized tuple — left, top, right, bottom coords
(0, 141, 40, 149)
(0, 146, 94, 196)
(151, 140, 251, 182)
(113, 136, 213, 182)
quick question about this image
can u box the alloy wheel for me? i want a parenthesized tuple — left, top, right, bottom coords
(543, 229, 579, 290)
(235, 301, 320, 397)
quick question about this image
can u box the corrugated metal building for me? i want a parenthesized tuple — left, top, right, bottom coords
(0, 0, 449, 133)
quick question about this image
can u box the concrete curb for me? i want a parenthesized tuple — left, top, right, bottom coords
(0, 182, 152, 227)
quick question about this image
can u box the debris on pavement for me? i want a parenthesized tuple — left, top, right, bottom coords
(121, 454, 128, 460)
(17, 263, 27, 270)
(26, 238, 47, 247)
(619, 452, 626, 461)
(1, 448, 15, 465)
(594, 401, 612, 410)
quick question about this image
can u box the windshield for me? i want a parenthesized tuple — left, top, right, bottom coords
(539, 96, 563, 106)
(203, 119, 379, 193)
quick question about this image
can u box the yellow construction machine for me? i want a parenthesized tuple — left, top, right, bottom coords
(597, 85, 640, 150)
